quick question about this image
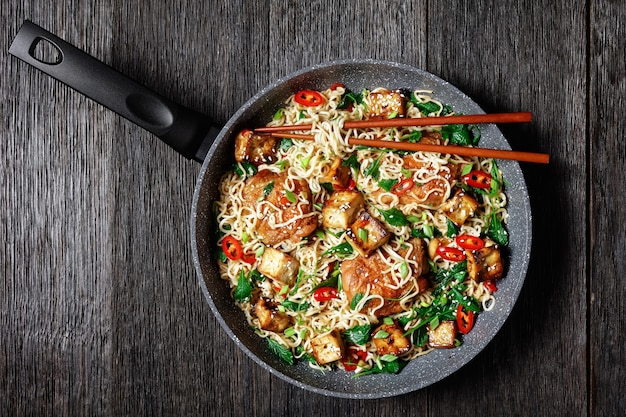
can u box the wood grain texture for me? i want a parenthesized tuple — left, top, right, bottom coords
(1, 0, 623, 416)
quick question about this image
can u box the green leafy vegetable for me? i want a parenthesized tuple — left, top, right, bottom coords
(233, 270, 252, 302)
(487, 212, 509, 246)
(233, 161, 257, 178)
(356, 358, 407, 376)
(378, 178, 399, 192)
(378, 207, 409, 227)
(343, 324, 372, 345)
(363, 156, 382, 179)
(350, 293, 365, 310)
(322, 242, 354, 258)
(267, 338, 294, 365)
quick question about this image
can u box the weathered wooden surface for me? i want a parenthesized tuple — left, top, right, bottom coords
(1, 0, 623, 416)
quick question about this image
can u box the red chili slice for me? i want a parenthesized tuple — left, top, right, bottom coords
(330, 83, 345, 90)
(221, 236, 243, 261)
(241, 252, 256, 264)
(463, 170, 492, 189)
(313, 287, 339, 302)
(391, 178, 414, 195)
(483, 280, 498, 292)
(294, 89, 325, 107)
(436, 245, 466, 262)
(456, 304, 475, 334)
(455, 234, 485, 250)
(342, 348, 367, 371)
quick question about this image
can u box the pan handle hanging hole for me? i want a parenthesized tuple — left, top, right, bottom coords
(28, 37, 63, 65)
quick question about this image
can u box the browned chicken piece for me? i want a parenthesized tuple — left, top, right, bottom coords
(367, 89, 406, 119)
(242, 170, 318, 246)
(397, 238, 430, 278)
(234, 129, 278, 166)
(258, 247, 300, 285)
(465, 239, 504, 281)
(427, 320, 456, 349)
(345, 210, 391, 257)
(254, 297, 292, 333)
(319, 157, 352, 190)
(440, 189, 479, 226)
(372, 321, 411, 356)
(322, 190, 365, 229)
(342, 252, 414, 317)
(371, 152, 463, 209)
(310, 329, 345, 365)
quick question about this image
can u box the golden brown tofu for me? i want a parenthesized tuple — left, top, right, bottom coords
(234, 129, 278, 166)
(254, 297, 292, 332)
(465, 239, 504, 281)
(322, 190, 365, 229)
(319, 157, 352, 190)
(345, 210, 390, 257)
(372, 321, 411, 356)
(427, 320, 456, 349)
(440, 190, 479, 226)
(310, 329, 345, 365)
(367, 89, 406, 119)
(258, 247, 300, 285)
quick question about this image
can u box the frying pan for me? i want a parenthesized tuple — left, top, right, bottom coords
(10, 20, 531, 399)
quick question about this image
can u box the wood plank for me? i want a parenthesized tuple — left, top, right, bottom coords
(427, 1, 588, 415)
(589, 1, 626, 415)
(2, 6, 116, 416)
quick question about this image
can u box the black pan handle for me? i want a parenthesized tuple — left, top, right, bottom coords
(9, 20, 219, 162)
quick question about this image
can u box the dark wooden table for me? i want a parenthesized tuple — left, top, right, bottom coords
(2, 1, 624, 416)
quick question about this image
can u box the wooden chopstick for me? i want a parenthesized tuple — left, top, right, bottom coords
(255, 112, 532, 133)
(269, 132, 315, 140)
(348, 137, 550, 164)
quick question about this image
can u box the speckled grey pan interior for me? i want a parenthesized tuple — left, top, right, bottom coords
(191, 60, 531, 399)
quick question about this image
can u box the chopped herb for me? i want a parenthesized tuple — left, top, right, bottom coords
(343, 154, 361, 170)
(273, 108, 284, 120)
(267, 338, 294, 365)
(343, 324, 372, 345)
(356, 358, 406, 376)
(363, 156, 382, 179)
(322, 242, 354, 258)
(446, 218, 459, 237)
(233, 161, 257, 178)
(487, 212, 509, 246)
(260, 181, 275, 200)
(350, 293, 365, 310)
(233, 270, 252, 302)
(357, 227, 368, 243)
(281, 300, 310, 312)
(383, 317, 394, 325)
(378, 178, 399, 192)
(378, 207, 409, 227)
(374, 330, 389, 339)
(284, 189, 298, 204)
(279, 138, 294, 152)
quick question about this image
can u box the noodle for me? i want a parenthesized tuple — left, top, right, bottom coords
(215, 85, 509, 374)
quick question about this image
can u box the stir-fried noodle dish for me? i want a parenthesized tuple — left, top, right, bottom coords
(215, 85, 509, 375)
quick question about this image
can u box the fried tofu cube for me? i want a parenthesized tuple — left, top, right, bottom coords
(465, 240, 504, 281)
(441, 190, 479, 226)
(367, 89, 406, 119)
(234, 129, 278, 166)
(322, 190, 365, 229)
(345, 210, 391, 257)
(319, 157, 352, 190)
(310, 329, 345, 365)
(372, 321, 411, 356)
(258, 247, 300, 285)
(427, 320, 456, 349)
(254, 297, 292, 332)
